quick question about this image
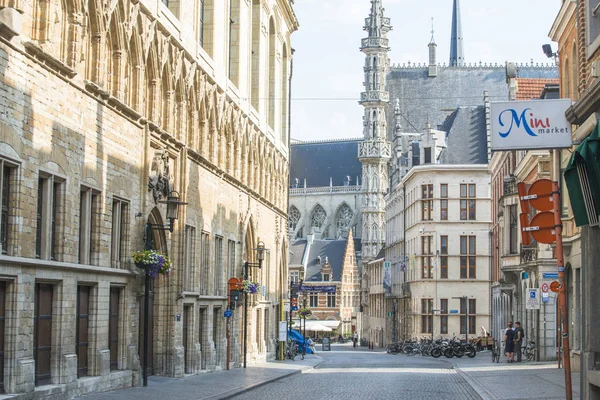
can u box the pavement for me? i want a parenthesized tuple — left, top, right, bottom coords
(75, 355, 323, 400)
(450, 350, 581, 400)
(75, 345, 582, 400)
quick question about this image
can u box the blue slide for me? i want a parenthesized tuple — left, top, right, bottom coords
(288, 329, 314, 354)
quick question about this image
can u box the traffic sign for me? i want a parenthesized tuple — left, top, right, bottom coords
(550, 281, 561, 293)
(449, 310, 459, 314)
(527, 179, 554, 211)
(541, 283, 549, 293)
(529, 212, 556, 244)
(224, 310, 232, 318)
(543, 273, 559, 279)
(526, 288, 540, 309)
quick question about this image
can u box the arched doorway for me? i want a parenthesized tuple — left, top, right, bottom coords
(139, 208, 168, 377)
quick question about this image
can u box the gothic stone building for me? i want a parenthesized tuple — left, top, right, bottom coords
(0, 0, 297, 397)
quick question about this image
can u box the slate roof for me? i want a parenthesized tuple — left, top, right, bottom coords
(386, 66, 558, 137)
(304, 239, 348, 282)
(290, 139, 362, 188)
(516, 78, 560, 100)
(439, 106, 488, 165)
(289, 239, 307, 265)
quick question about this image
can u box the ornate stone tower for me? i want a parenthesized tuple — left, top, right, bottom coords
(359, 0, 392, 261)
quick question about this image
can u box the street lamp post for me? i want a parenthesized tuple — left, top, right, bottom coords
(140, 191, 187, 387)
(243, 241, 267, 368)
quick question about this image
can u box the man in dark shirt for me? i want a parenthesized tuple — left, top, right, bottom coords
(514, 322, 525, 362)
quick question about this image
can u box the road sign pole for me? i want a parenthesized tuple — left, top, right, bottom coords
(552, 181, 572, 400)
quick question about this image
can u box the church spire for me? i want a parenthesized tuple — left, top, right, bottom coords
(449, 0, 465, 67)
(363, 0, 391, 41)
(428, 17, 438, 77)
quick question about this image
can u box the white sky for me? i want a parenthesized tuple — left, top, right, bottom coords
(290, 0, 562, 142)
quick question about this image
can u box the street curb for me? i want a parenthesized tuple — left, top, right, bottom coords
(204, 358, 326, 400)
(454, 368, 494, 400)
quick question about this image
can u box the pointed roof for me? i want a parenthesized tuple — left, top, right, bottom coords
(363, 0, 391, 39)
(449, 0, 464, 66)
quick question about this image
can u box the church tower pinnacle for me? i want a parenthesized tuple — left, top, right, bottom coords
(449, 0, 465, 66)
(359, 0, 392, 261)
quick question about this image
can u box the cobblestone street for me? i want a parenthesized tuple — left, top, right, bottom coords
(230, 345, 481, 400)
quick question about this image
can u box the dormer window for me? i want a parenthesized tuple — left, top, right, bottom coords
(424, 147, 432, 164)
(323, 274, 330, 281)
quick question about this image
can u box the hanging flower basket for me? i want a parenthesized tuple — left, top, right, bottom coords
(132, 250, 173, 278)
(298, 308, 312, 318)
(241, 280, 261, 294)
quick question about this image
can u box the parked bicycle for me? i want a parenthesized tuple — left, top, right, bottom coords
(524, 340, 536, 361)
(491, 339, 501, 363)
(285, 340, 303, 360)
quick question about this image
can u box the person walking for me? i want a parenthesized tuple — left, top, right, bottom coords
(514, 322, 525, 362)
(504, 322, 515, 363)
(353, 331, 358, 348)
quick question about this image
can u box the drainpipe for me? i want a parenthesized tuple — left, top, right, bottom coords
(402, 184, 407, 340)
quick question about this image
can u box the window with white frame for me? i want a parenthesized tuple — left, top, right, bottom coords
(111, 198, 129, 268)
(327, 292, 336, 308)
(309, 293, 318, 307)
(289, 271, 299, 283)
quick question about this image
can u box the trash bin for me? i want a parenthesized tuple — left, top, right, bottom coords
(322, 337, 331, 351)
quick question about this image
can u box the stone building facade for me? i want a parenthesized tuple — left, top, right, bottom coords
(0, 0, 297, 397)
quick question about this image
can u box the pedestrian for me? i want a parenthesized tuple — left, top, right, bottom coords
(307, 337, 315, 353)
(353, 331, 358, 348)
(504, 322, 515, 363)
(514, 322, 525, 362)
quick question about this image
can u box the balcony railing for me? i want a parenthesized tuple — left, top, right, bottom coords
(289, 185, 362, 195)
(520, 244, 538, 264)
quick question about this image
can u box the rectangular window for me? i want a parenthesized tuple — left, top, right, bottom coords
(227, 240, 236, 283)
(197, 0, 205, 46)
(289, 271, 299, 283)
(440, 236, 448, 279)
(460, 236, 476, 279)
(184, 226, 197, 292)
(111, 199, 129, 268)
(509, 204, 518, 254)
(421, 298, 433, 334)
(200, 232, 210, 295)
(421, 236, 433, 279)
(424, 148, 432, 164)
(36, 175, 63, 261)
(34, 283, 53, 386)
(162, 0, 181, 18)
(0, 281, 5, 392)
(309, 294, 318, 308)
(440, 299, 448, 334)
(109, 288, 120, 371)
(327, 293, 336, 308)
(1, 161, 16, 255)
(214, 237, 224, 296)
(79, 187, 100, 265)
(212, 307, 220, 350)
(323, 274, 330, 282)
(460, 184, 476, 220)
(460, 298, 476, 334)
(440, 184, 448, 221)
(421, 184, 433, 221)
(76, 286, 90, 378)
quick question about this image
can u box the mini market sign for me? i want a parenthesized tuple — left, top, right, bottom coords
(490, 99, 573, 151)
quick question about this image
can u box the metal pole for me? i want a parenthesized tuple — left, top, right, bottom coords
(226, 313, 230, 370)
(465, 297, 468, 344)
(243, 261, 248, 368)
(143, 272, 149, 387)
(552, 181, 572, 400)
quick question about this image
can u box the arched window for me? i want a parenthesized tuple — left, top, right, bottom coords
(228, 0, 241, 86)
(250, 0, 261, 110)
(281, 43, 289, 145)
(310, 205, 326, 229)
(268, 17, 277, 129)
(571, 43, 578, 100)
(336, 204, 353, 237)
(563, 58, 570, 99)
(289, 206, 301, 231)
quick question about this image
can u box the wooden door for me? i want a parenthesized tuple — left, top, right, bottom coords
(139, 284, 154, 376)
(76, 286, 90, 378)
(109, 288, 120, 371)
(0, 281, 6, 393)
(183, 306, 191, 374)
(34, 283, 53, 386)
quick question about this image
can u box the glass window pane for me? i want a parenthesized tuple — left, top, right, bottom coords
(469, 184, 476, 197)
(460, 184, 467, 197)
(469, 236, 476, 254)
(441, 184, 447, 198)
(460, 237, 467, 254)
